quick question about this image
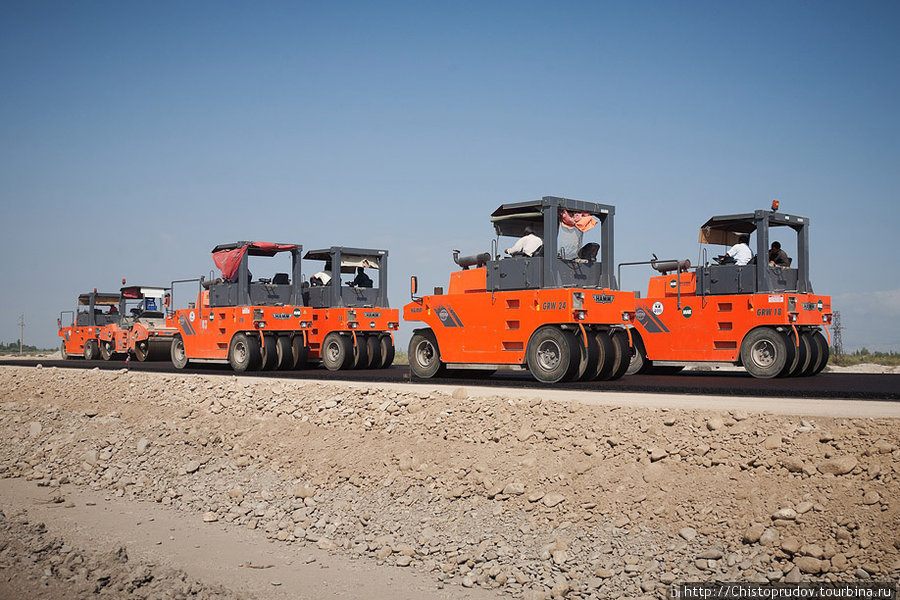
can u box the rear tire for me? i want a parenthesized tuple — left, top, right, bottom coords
(134, 340, 150, 362)
(592, 331, 617, 380)
(99, 339, 116, 361)
(322, 332, 352, 371)
(408, 330, 444, 379)
(291, 335, 308, 369)
(575, 330, 600, 381)
(741, 328, 790, 379)
(365, 335, 382, 369)
(171, 334, 189, 369)
(229, 332, 261, 372)
(783, 330, 810, 377)
(625, 334, 649, 376)
(526, 326, 579, 384)
(259, 334, 277, 370)
(275, 336, 293, 370)
(83, 339, 100, 360)
(808, 330, 829, 375)
(379, 335, 395, 368)
(607, 330, 631, 380)
(351, 334, 369, 369)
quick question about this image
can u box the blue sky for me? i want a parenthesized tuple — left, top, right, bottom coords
(1, 1, 898, 352)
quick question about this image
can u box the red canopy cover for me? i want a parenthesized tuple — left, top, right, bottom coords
(212, 242, 297, 281)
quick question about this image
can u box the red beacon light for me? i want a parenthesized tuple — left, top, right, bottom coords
(771, 199, 780, 212)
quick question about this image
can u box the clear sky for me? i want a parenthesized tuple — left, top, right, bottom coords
(1, 1, 898, 353)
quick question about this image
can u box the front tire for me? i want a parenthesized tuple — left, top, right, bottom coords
(60, 340, 70, 360)
(322, 332, 352, 371)
(526, 326, 579, 384)
(229, 332, 261, 372)
(741, 328, 790, 379)
(409, 330, 444, 378)
(171, 334, 189, 369)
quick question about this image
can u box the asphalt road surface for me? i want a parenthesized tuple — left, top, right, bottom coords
(2, 358, 897, 400)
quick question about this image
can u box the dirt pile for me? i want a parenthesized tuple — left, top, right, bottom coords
(0, 365, 897, 599)
(0, 505, 245, 600)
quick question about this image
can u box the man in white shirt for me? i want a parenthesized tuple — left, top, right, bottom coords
(726, 234, 753, 266)
(505, 226, 542, 257)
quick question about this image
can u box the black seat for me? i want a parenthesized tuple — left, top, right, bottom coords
(272, 273, 290, 285)
(577, 242, 599, 261)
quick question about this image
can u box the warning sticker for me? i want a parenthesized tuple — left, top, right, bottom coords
(652, 302, 664, 316)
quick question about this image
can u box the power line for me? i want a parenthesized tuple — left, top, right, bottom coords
(18, 313, 25, 355)
(831, 311, 843, 356)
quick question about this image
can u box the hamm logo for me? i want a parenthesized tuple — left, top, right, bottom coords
(436, 305, 463, 327)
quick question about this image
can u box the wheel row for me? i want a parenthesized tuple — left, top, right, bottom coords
(741, 327, 829, 379)
(409, 325, 631, 384)
(171, 332, 395, 373)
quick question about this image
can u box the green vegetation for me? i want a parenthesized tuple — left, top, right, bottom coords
(0, 341, 55, 355)
(392, 350, 409, 366)
(830, 348, 900, 367)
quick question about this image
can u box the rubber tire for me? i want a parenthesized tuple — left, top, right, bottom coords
(322, 332, 352, 371)
(351, 334, 369, 369)
(526, 326, 579, 384)
(625, 335, 649, 376)
(275, 336, 293, 370)
(84, 339, 100, 360)
(61, 340, 70, 360)
(592, 331, 618, 381)
(408, 330, 444, 379)
(607, 330, 631, 381)
(783, 330, 811, 377)
(134, 340, 150, 362)
(379, 335, 395, 369)
(291, 335, 308, 369)
(575, 330, 600, 381)
(99, 339, 116, 361)
(259, 334, 277, 370)
(171, 334, 189, 369)
(808, 330, 829, 375)
(741, 328, 791, 379)
(365, 335, 382, 369)
(229, 332, 261, 372)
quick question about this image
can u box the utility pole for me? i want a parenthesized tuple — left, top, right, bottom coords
(831, 311, 843, 357)
(18, 313, 25, 355)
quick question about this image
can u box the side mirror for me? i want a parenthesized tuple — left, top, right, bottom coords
(410, 276, 418, 296)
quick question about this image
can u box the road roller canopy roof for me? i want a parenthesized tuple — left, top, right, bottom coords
(77, 293, 119, 306)
(119, 286, 169, 299)
(212, 241, 300, 281)
(699, 211, 808, 246)
(304, 247, 386, 274)
(490, 197, 613, 239)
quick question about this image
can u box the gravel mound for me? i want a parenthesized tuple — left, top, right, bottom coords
(0, 366, 897, 598)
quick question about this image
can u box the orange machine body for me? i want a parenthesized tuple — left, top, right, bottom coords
(404, 266, 634, 365)
(636, 270, 831, 363)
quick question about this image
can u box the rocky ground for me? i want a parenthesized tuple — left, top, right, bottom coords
(0, 365, 897, 599)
